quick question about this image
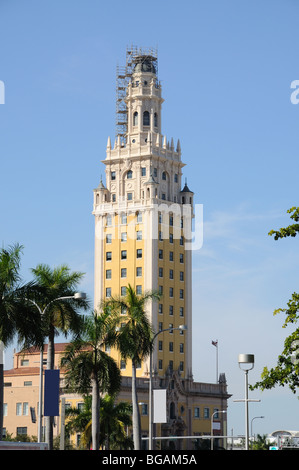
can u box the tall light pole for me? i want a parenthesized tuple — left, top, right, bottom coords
(26, 292, 86, 442)
(148, 324, 187, 450)
(251, 415, 264, 441)
(238, 354, 255, 451)
(211, 409, 227, 450)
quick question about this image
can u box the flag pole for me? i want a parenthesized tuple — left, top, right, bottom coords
(212, 340, 218, 383)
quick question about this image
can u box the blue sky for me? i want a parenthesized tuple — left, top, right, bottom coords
(1, 0, 299, 438)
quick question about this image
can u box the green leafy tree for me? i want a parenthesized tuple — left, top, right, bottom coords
(99, 394, 133, 450)
(0, 244, 42, 440)
(250, 434, 269, 450)
(61, 309, 121, 451)
(30, 263, 89, 449)
(65, 394, 133, 450)
(252, 208, 299, 393)
(107, 284, 160, 450)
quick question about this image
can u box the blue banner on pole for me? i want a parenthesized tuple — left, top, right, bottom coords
(44, 370, 60, 416)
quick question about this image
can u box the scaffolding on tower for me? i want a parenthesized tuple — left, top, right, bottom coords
(115, 46, 158, 145)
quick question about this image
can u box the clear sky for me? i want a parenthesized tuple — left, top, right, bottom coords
(1, 0, 299, 439)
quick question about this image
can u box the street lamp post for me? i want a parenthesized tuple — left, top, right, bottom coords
(238, 354, 255, 451)
(148, 324, 187, 451)
(251, 415, 265, 441)
(211, 410, 227, 450)
(27, 292, 86, 442)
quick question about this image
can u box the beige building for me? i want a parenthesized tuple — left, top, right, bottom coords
(3, 47, 231, 450)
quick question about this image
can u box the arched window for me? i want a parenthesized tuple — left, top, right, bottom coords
(143, 111, 150, 126)
(154, 112, 158, 127)
(170, 402, 176, 420)
(133, 111, 138, 126)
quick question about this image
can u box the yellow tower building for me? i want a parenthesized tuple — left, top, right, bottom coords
(92, 47, 231, 449)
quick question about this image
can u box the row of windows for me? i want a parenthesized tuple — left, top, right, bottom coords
(133, 110, 158, 127)
(106, 249, 143, 261)
(158, 286, 184, 298)
(106, 249, 184, 263)
(106, 231, 143, 243)
(159, 268, 184, 281)
(110, 170, 179, 183)
(3, 402, 31, 417)
(158, 341, 184, 353)
(194, 407, 220, 420)
(158, 305, 184, 316)
(106, 212, 143, 226)
(106, 285, 143, 297)
(106, 266, 143, 279)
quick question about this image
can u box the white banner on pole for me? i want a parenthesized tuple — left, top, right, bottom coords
(153, 389, 167, 423)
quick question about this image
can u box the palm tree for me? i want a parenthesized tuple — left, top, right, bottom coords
(61, 309, 121, 451)
(99, 394, 133, 450)
(30, 263, 89, 449)
(65, 394, 133, 450)
(0, 244, 42, 440)
(108, 284, 160, 450)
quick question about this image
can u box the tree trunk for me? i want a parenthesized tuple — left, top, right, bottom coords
(0, 363, 3, 441)
(131, 360, 141, 450)
(45, 327, 55, 450)
(91, 375, 100, 450)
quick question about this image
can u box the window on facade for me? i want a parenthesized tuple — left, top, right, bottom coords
(169, 215, 173, 226)
(158, 340, 163, 351)
(162, 171, 166, 180)
(180, 307, 184, 317)
(136, 267, 142, 277)
(174, 173, 178, 183)
(121, 232, 127, 242)
(158, 304, 163, 314)
(136, 285, 142, 295)
(180, 289, 184, 299)
(169, 287, 173, 298)
(120, 359, 126, 369)
(154, 112, 158, 127)
(169, 342, 173, 352)
(121, 213, 127, 224)
(141, 167, 146, 177)
(127, 192, 133, 201)
(169, 233, 173, 243)
(121, 250, 127, 260)
(159, 359, 163, 370)
(169, 269, 173, 280)
(127, 170, 133, 179)
(179, 361, 184, 372)
(106, 287, 111, 297)
(121, 268, 127, 278)
(159, 249, 163, 259)
(137, 212, 143, 223)
(106, 252, 112, 261)
(121, 286, 127, 296)
(111, 171, 116, 180)
(112, 194, 116, 202)
(159, 285, 163, 295)
(136, 249, 142, 258)
(180, 343, 184, 353)
(106, 234, 112, 244)
(133, 111, 138, 126)
(159, 267, 163, 277)
(180, 253, 184, 263)
(106, 214, 112, 226)
(137, 230, 142, 241)
(180, 271, 184, 281)
(169, 251, 174, 262)
(194, 407, 200, 418)
(106, 269, 112, 279)
(21, 360, 29, 367)
(169, 305, 173, 316)
(143, 111, 150, 126)
(204, 408, 210, 419)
